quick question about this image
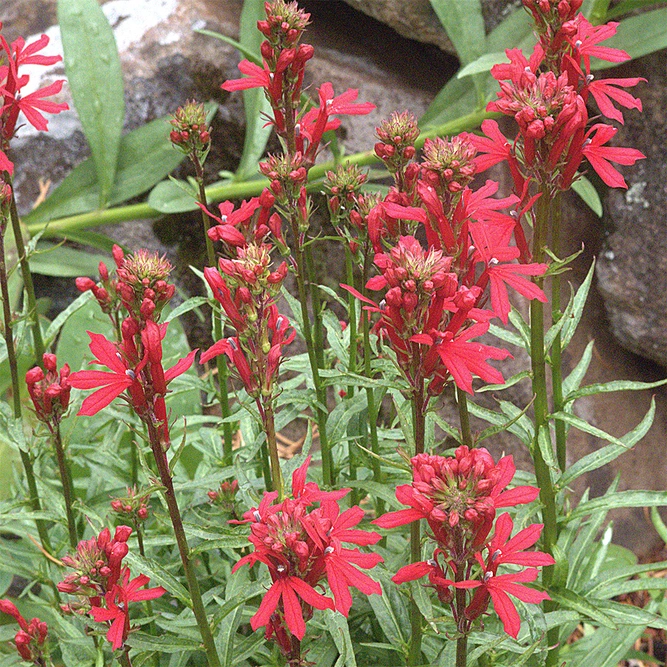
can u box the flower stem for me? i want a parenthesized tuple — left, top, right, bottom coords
(407, 381, 426, 667)
(0, 223, 52, 554)
(530, 187, 559, 665)
(550, 195, 566, 472)
(344, 248, 359, 502)
(194, 160, 234, 465)
(52, 425, 78, 549)
(260, 399, 283, 500)
(8, 184, 44, 362)
(148, 425, 221, 667)
(456, 386, 473, 448)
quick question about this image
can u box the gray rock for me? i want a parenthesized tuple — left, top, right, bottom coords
(339, 0, 522, 54)
(596, 50, 667, 367)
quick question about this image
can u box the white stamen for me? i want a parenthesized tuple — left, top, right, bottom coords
(575, 39, 582, 48)
(253, 510, 261, 522)
(489, 257, 499, 265)
(125, 369, 136, 380)
(324, 546, 334, 555)
(491, 549, 502, 562)
(220, 214, 228, 224)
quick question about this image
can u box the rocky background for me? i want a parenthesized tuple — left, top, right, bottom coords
(2, 0, 667, 556)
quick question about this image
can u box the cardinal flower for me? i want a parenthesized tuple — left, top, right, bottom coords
(90, 568, 165, 650)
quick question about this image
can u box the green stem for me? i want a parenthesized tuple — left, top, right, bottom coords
(9, 182, 44, 361)
(194, 159, 234, 465)
(407, 382, 426, 667)
(361, 252, 383, 516)
(551, 195, 566, 473)
(26, 111, 497, 239)
(530, 187, 559, 666)
(456, 386, 473, 449)
(344, 248, 358, 502)
(52, 425, 78, 549)
(290, 216, 333, 487)
(148, 426, 221, 667)
(0, 223, 52, 553)
(262, 399, 283, 500)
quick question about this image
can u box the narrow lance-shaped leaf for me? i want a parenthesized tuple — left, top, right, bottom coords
(58, 0, 125, 208)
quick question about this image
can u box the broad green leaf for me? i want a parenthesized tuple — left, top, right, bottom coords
(566, 490, 667, 522)
(560, 259, 595, 349)
(25, 114, 194, 224)
(29, 242, 108, 277)
(326, 395, 368, 446)
(366, 577, 408, 647)
(457, 51, 507, 79)
(58, 0, 125, 207)
(165, 296, 208, 323)
(429, 0, 486, 102)
(51, 229, 121, 252)
(148, 177, 230, 214)
(558, 398, 655, 488)
(561, 623, 647, 667)
(565, 377, 667, 403)
(582, 0, 612, 23)
(590, 8, 667, 70)
(236, 0, 274, 180)
(572, 176, 603, 217)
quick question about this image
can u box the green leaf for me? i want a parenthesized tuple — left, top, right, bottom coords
(58, 0, 125, 207)
(324, 609, 357, 667)
(429, 0, 486, 101)
(127, 634, 202, 653)
(572, 176, 603, 217)
(44, 290, 94, 347)
(560, 259, 595, 349)
(566, 490, 667, 522)
(590, 8, 667, 70)
(651, 506, 667, 544)
(326, 395, 368, 446)
(236, 0, 274, 180)
(149, 177, 233, 214)
(566, 377, 667, 403)
(165, 296, 209, 323)
(195, 30, 262, 65)
(124, 552, 192, 608)
(29, 242, 109, 277)
(561, 623, 647, 667)
(366, 577, 408, 647)
(25, 114, 195, 224)
(550, 410, 630, 450)
(606, 0, 666, 20)
(562, 339, 595, 397)
(549, 588, 616, 628)
(558, 398, 655, 488)
(456, 51, 507, 79)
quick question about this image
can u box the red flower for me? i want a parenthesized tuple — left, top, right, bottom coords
(585, 76, 644, 125)
(459, 567, 550, 639)
(221, 59, 271, 92)
(0, 599, 48, 662)
(485, 513, 555, 570)
(250, 576, 334, 641)
(581, 123, 645, 189)
(570, 17, 629, 72)
(1, 80, 68, 133)
(90, 568, 165, 650)
(69, 332, 146, 415)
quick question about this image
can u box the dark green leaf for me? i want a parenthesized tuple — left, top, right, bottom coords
(562, 339, 595, 397)
(58, 0, 125, 207)
(561, 260, 595, 349)
(606, 0, 666, 20)
(127, 633, 202, 653)
(566, 377, 667, 403)
(124, 552, 192, 608)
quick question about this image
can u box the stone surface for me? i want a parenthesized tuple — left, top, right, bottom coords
(596, 50, 667, 366)
(340, 0, 521, 54)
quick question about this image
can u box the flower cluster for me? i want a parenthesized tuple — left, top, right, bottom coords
(470, 3, 645, 192)
(71, 251, 195, 449)
(25, 352, 71, 427)
(0, 25, 68, 174)
(208, 479, 239, 515)
(233, 457, 382, 658)
(375, 447, 554, 638)
(111, 486, 152, 523)
(201, 193, 293, 401)
(346, 132, 547, 399)
(0, 599, 48, 663)
(169, 100, 211, 163)
(58, 526, 165, 650)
